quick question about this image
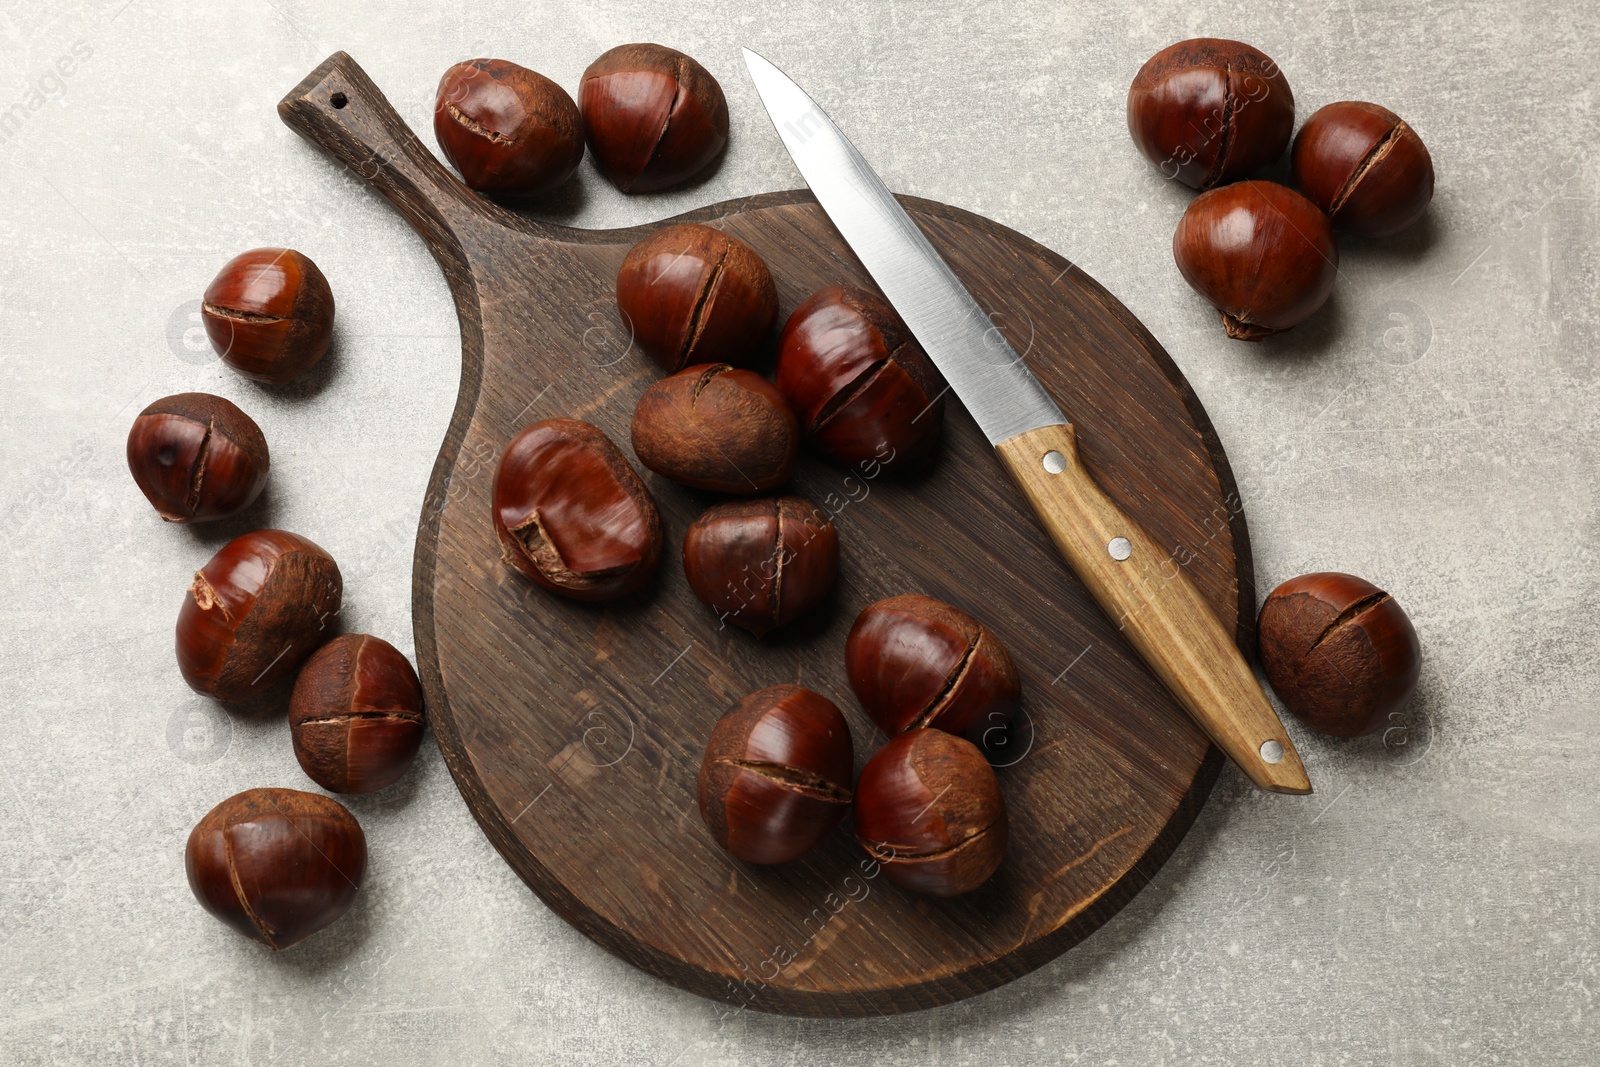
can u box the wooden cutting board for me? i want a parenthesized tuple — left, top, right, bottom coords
(280, 52, 1249, 1018)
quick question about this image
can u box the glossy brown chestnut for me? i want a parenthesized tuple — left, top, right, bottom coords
(683, 497, 838, 636)
(433, 58, 584, 197)
(127, 392, 269, 523)
(774, 286, 945, 471)
(290, 634, 425, 793)
(697, 684, 854, 864)
(853, 729, 1007, 897)
(202, 248, 335, 384)
(186, 788, 366, 950)
(176, 530, 343, 701)
(615, 224, 777, 373)
(1292, 101, 1435, 238)
(1127, 38, 1295, 190)
(846, 595, 1020, 744)
(492, 418, 662, 602)
(579, 43, 728, 193)
(1257, 572, 1422, 738)
(630, 363, 799, 493)
(1173, 180, 1338, 341)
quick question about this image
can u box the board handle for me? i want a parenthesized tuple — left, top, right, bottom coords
(996, 422, 1312, 795)
(277, 52, 523, 276)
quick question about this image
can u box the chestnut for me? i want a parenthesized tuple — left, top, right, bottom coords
(202, 248, 335, 384)
(853, 729, 1007, 897)
(434, 58, 584, 197)
(1257, 572, 1422, 738)
(846, 595, 1020, 744)
(1292, 101, 1435, 238)
(682, 497, 837, 636)
(1126, 38, 1295, 190)
(176, 530, 343, 701)
(697, 684, 854, 864)
(492, 418, 662, 602)
(127, 392, 268, 523)
(630, 363, 799, 493)
(615, 223, 777, 373)
(186, 788, 366, 950)
(1173, 180, 1338, 341)
(290, 634, 425, 793)
(774, 286, 945, 471)
(579, 43, 728, 193)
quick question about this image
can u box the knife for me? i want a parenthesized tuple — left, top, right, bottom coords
(743, 49, 1311, 795)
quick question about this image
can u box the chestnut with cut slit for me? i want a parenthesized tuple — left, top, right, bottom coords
(290, 634, 426, 793)
(492, 418, 662, 602)
(185, 788, 366, 950)
(202, 248, 335, 383)
(127, 392, 269, 523)
(615, 223, 777, 373)
(1172, 180, 1338, 341)
(433, 58, 584, 197)
(1292, 101, 1434, 238)
(774, 286, 945, 470)
(697, 684, 854, 864)
(682, 496, 837, 636)
(580, 43, 728, 193)
(1126, 38, 1295, 190)
(846, 594, 1020, 745)
(630, 363, 799, 493)
(176, 530, 343, 701)
(1257, 571, 1422, 737)
(853, 729, 1007, 897)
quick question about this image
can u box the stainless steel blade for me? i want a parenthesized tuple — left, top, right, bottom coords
(742, 48, 1066, 446)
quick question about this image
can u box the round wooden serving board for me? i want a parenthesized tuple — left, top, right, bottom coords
(280, 53, 1250, 1017)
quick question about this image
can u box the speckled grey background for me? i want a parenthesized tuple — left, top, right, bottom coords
(2, 0, 1595, 1063)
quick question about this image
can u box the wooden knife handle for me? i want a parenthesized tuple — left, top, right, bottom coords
(996, 422, 1312, 795)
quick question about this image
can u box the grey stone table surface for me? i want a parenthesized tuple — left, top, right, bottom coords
(1, 0, 1595, 1063)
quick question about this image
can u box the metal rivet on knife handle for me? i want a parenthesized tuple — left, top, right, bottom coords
(1041, 450, 1067, 474)
(1259, 739, 1285, 764)
(1107, 537, 1132, 561)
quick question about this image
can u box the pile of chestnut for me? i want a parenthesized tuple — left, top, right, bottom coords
(129, 246, 425, 949)
(1127, 38, 1436, 339)
(434, 43, 732, 198)
(489, 212, 1008, 894)
(696, 594, 1020, 896)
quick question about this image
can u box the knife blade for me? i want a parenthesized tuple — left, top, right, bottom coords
(743, 48, 1311, 794)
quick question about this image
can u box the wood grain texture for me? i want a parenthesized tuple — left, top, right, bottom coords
(997, 423, 1309, 794)
(280, 52, 1252, 1017)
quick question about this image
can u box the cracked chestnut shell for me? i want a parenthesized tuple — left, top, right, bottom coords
(1127, 38, 1295, 190)
(853, 729, 1007, 897)
(202, 248, 335, 384)
(186, 788, 366, 950)
(433, 58, 584, 197)
(290, 634, 425, 794)
(176, 530, 343, 701)
(127, 392, 269, 523)
(492, 418, 662, 602)
(580, 43, 728, 193)
(616, 223, 777, 373)
(1258, 572, 1422, 738)
(1292, 101, 1434, 238)
(697, 684, 854, 864)
(775, 286, 945, 471)
(630, 363, 799, 493)
(846, 595, 1020, 745)
(682, 497, 838, 636)
(1173, 180, 1338, 341)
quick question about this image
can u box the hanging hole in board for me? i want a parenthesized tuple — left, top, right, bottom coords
(330, 91, 349, 109)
